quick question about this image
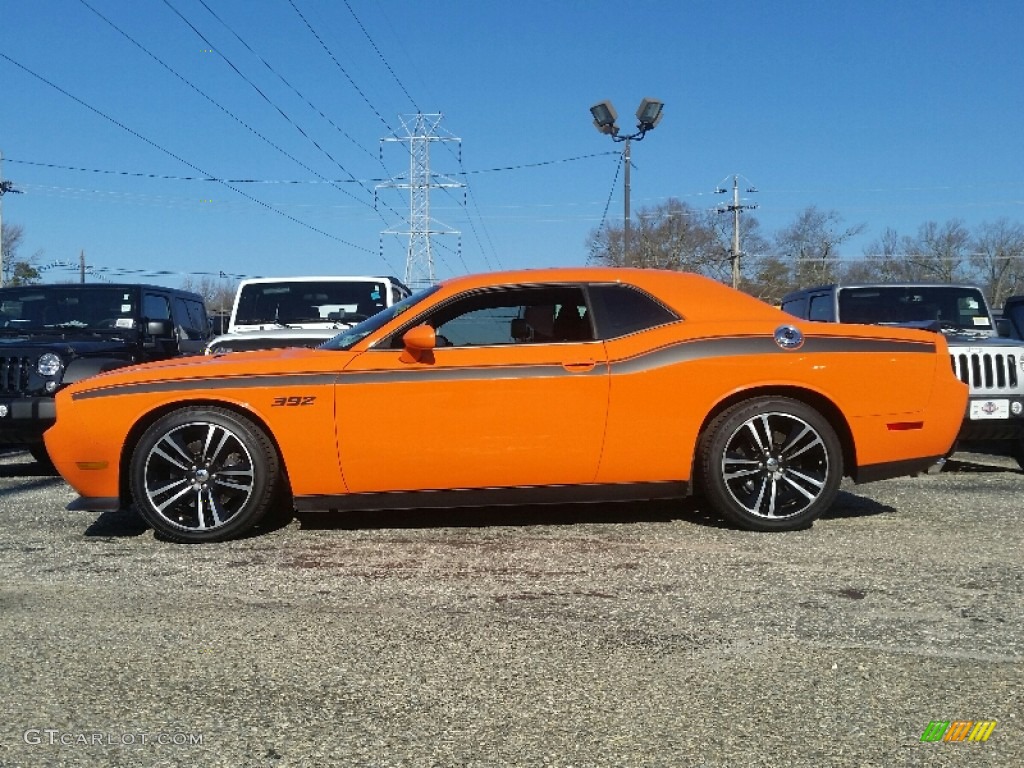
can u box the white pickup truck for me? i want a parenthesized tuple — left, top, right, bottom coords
(207, 275, 411, 354)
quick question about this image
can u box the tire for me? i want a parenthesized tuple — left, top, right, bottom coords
(129, 407, 281, 543)
(697, 397, 843, 532)
(28, 445, 55, 470)
(1013, 439, 1024, 472)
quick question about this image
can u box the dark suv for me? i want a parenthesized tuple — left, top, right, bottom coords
(0, 283, 209, 463)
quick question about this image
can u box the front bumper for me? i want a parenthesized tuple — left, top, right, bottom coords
(957, 395, 1024, 441)
(0, 397, 57, 444)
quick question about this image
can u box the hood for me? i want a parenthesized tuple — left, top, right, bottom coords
(0, 335, 136, 356)
(230, 321, 354, 332)
(67, 346, 356, 393)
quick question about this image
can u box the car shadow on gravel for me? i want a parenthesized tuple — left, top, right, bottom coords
(81, 504, 297, 541)
(0, 458, 60, 478)
(943, 456, 1022, 473)
(295, 498, 700, 532)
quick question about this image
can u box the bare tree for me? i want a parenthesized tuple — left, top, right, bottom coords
(901, 220, 971, 283)
(775, 207, 865, 288)
(852, 227, 916, 282)
(970, 218, 1024, 307)
(587, 199, 724, 275)
(1, 222, 42, 285)
(180, 275, 237, 316)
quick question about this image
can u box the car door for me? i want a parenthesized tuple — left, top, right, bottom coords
(335, 284, 610, 493)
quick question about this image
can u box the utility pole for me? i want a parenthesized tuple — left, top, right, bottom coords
(1, 150, 25, 287)
(716, 175, 758, 289)
(80, 250, 86, 283)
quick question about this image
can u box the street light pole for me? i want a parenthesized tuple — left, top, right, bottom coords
(589, 98, 664, 264)
(622, 137, 631, 255)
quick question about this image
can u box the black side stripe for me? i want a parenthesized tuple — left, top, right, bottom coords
(70, 334, 935, 400)
(610, 335, 935, 376)
(71, 373, 338, 401)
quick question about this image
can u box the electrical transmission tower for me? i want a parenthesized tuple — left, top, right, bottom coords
(715, 175, 758, 289)
(378, 114, 463, 290)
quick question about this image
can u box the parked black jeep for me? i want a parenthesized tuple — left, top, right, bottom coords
(0, 283, 209, 464)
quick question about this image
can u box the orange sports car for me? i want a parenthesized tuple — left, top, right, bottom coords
(44, 267, 967, 543)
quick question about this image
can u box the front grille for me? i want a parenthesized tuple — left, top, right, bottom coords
(0, 356, 33, 395)
(950, 350, 1021, 393)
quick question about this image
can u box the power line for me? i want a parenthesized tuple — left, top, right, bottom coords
(79, 0, 379, 218)
(193, 0, 381, 165)
(0, 51, 370, 252)
(342, 0, 421, 114)
(288, 0, 397, 137)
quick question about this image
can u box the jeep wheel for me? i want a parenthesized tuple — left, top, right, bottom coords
(130, 407, 281, 543)
(28, 445, 55, 470)
(1013, 439, 1024, 472)
(698, 397, 843, 531)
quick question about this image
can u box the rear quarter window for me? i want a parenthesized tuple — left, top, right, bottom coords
(589, 284, 678, 340)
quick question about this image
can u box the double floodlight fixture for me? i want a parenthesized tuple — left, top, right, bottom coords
(590, 97, 664, 141)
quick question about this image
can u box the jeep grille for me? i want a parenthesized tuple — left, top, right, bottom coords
(0, 356, 33, 395)
(950, 351, 1020, 393)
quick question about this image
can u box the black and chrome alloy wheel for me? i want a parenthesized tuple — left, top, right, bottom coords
(130, 407, 280, 543)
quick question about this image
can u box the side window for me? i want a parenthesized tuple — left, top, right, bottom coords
(588, 284, 678, 340)
(173, 297, 208, 340)
(391, 285, 591, 348)
(142, 293, 171, 321)
(808, 295, 834, 322)
(780, 296, 808, 319)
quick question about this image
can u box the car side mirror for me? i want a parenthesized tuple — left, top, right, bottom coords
(400, 324, 436, 363)
(146, 319, 174, 338)
(403, 324, 436, 351)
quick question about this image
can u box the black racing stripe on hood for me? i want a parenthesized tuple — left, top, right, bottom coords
(71, 372, 339, 400)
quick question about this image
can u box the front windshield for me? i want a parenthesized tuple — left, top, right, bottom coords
(321, 285, 440, 351)
(234, 280, 393, 325)
(838, 286, 994, 334)
(0, 287, 137, 332)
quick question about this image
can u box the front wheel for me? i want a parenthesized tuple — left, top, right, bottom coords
(697, 397, 843, 531)
(130, 407, 281, 543)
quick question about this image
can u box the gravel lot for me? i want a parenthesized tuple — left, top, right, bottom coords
(0, 447, 1020, 767)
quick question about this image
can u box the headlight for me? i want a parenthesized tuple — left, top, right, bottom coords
(37, 352, 64, 377)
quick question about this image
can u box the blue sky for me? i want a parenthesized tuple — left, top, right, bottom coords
(2, 1, 1023, 289)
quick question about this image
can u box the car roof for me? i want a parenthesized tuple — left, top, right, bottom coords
(0, 283, 203, 298)
(432, 267, 782, 323)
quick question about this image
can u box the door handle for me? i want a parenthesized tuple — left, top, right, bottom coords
(562, 360, 597, 373)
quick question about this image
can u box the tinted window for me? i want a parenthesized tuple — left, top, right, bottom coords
(0, 286, 138, 330)
(1005, 301, 1024, 340)
(780, 296, 808, 319)
(808, 295, 833, 321)
(173, 297, 208, 340)
(142, 293, 171, 321)
(588, 284, 677, 340)
(389, 285, 592, 348)
(838, 286, 992, 331)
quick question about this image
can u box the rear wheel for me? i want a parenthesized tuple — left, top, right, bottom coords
(129, 407, 281, 543)
(698, 397, 842, 531)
